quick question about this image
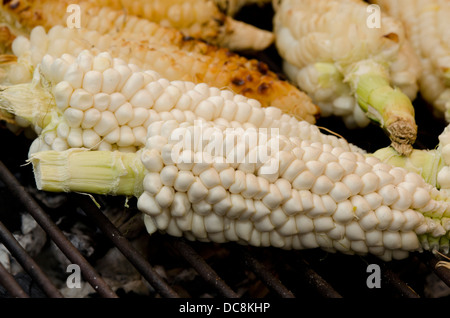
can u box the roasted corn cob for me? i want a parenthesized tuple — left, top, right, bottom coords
(0, 17, 318, 123)
(0, 50, 351, 155)
(0, 0, 274, 52)
(371, 0, 450, 121)
(273, 0, 422, 155)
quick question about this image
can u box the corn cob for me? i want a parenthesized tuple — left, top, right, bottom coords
(0, 21, 318, 124)
(273, 0, 422, 156)
(371, 0, 450, 122)
(29, 116, 450, 261)
(0, 50, 354, 156)
(0, 0, 273, 52)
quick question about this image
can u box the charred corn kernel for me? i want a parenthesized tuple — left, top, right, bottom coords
(372, 0, 450, 121)
(1, 23, 318, 123)
(97, 0, 274, 51)
(30, 116, 450, 261)
(0, 51, 356, 155)
(273, 0, 421, 155)
(0, 0, 273, 52)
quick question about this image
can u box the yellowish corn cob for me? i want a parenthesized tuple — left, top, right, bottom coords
(371, 0, 450, 121)
(98, 0, 275, 51)
(0, 10, 318, 122)
(0, 0, 274, 52)
(273, 0, 422, 155)
(29, 117, 450, 261)
(0, 50, 353, 155)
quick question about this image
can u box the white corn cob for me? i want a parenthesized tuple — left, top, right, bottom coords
(30, 116, 450, 261)
(273, 0, 422, 155)
(0, 50, 358, 155)
(1, 24, 318, 124)
(371, 0, 450, 121)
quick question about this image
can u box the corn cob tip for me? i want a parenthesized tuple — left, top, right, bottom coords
(386, 118, 417, 156)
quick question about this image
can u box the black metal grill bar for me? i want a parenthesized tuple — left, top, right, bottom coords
(297, 258, 343, 298)
(0, 259, 29, 298)
(382, 266, 420, 298)
(239, 247, 295, 298)
(169, 237, 240, 298)
(0, 220, 62, 298)
(76, 194, 180, 298)
(0, 160, 117, 298)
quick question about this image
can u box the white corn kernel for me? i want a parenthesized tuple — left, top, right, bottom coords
(205, 186, 228, 205)
(213, 196, 232, 216)
(53, 81, 73, 112)
(345, 221, 365, 241)
(311, 175, 334, 195)
(153, 86, 181, 112)
(115, 102, 134, 125)
(82, 129, 101, 148)
(93, 93, 110, 112)
(251, 201, 271, 221)
(121, 72, 145, 99)
(76, 50, 93, 72)
(67, 127, 83, 148)
(93, 111, 118, 136)
(103, 127, 120, 144)
(143, 172, 163, 195)
(332, 200, 354, 224)
(115, 64, 132, 90)
(82, 70, 102, 94)
(160, 165, 178, 187)
(64, 108, 84, 128)
(102, 68, 121, 94)
(378, 184, 399, 206)
(187, 179, 209, 203)
(81, 108, 101, 129)
(383, 231, 402, 250)
(313, 216, 335, 233)
(130, 89, 153, 108)
(227, 194, 247, 219)
(69, 89, 94, 110)
(117, 126, 135, 147)
(141, 148, 164, 172)
(375, 206, 393, 230)
(171, 192, 190, 218)
(155, 186, 175, 208)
